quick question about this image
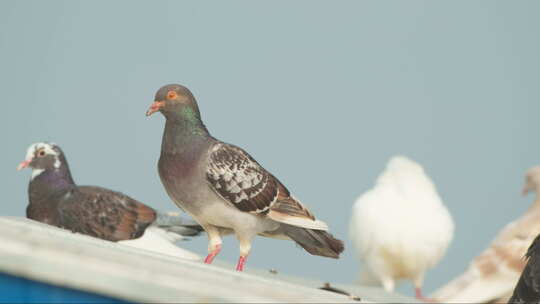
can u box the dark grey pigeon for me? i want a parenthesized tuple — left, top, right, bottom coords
(146, 84, 344, 271)
(18, 142, 202, 259)
(509, 234, 540, 304)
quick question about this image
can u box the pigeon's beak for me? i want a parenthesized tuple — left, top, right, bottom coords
(17, 159, 31, 171)
(146, 101, 165, 117)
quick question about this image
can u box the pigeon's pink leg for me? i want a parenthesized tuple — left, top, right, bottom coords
(235, 256, 247, 271)
(235, 236, 252, 271)
(204, 244, 221, 264)
(415, 288, 436, 303)
(204, 227, 222, 264)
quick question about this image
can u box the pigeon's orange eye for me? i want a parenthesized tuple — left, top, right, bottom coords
(167, 90, 178, 99)
(37, 150, 46, 157)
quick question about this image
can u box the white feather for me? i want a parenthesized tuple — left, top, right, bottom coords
(349, 155, 454, 293)
(119, 226, 200, 261)
(31, 169, 44, 181)
(268, 210, 329, 231)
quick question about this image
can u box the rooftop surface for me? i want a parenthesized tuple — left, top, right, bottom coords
(0, 217, 416, 303)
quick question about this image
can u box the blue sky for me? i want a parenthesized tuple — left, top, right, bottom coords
(2, 0, 539, 296)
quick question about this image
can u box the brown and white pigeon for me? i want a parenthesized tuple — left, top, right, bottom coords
(146, 84, 344, 271)
(431, 166, 540, 303)
(18, 142, 202, 260)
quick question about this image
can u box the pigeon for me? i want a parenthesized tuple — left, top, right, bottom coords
(349, 156, 454, 300)
(432, 166, 540, 303)
(146, 84, 344, 271)
(18, 142, 202, 260)
(508, 234, 540, 304)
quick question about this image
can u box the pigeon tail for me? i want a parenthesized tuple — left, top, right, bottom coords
(128, 202, 156, 239)
(267, 197, 329, 231)
(153, 211, 204, 237)
(282, 224, 344, 259)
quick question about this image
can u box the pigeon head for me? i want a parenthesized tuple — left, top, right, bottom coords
(17, 142, 67, 178)
(146, 84, 201, 121)
(523, 166, 540, 196)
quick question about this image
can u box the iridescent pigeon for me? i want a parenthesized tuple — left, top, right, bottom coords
(146, 84, 344, 271)
(18, 142, 202, 260)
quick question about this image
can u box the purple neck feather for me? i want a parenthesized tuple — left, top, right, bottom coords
(30, 163, 76, 196)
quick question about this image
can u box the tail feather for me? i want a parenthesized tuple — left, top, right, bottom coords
(268, 197, 329, 231)
(153, 211, 204, 237)
(282, 224, 344, 259)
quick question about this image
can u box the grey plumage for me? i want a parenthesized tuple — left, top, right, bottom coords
(147, 84, 343, 270)
(281, 224, 343, 259)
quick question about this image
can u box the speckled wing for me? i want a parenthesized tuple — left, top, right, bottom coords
(58, 186, 156, 242)
(206, 143, 286, 214)
(206, 143, 328, 230)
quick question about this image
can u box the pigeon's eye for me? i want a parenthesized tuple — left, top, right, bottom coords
(167, 90, 178, 99)
(37, 150, 46, 157)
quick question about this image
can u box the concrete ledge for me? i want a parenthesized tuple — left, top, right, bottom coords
(0, 217, 416, 303)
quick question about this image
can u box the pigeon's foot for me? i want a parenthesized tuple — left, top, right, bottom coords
(204, 244, 222, 264)
(415, 288, 437, 303)
(235, 256, 247, 271)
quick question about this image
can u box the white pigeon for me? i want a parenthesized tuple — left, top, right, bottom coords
(431, 166, 540, 303)
(349, 155, 454, 300)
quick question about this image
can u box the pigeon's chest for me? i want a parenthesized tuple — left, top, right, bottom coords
(26, 202, 60, 225)
(158, 152, 210, 208)
(27, 183, 65, 225)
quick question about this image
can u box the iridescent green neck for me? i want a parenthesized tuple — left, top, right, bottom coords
(162, 105, 210, 153)
(180, 106, 207, 136)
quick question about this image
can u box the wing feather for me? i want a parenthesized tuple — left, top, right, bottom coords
(206, 143, 327, 230)
(207, 143, 284, 214)
(58, 186, 156, 241)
